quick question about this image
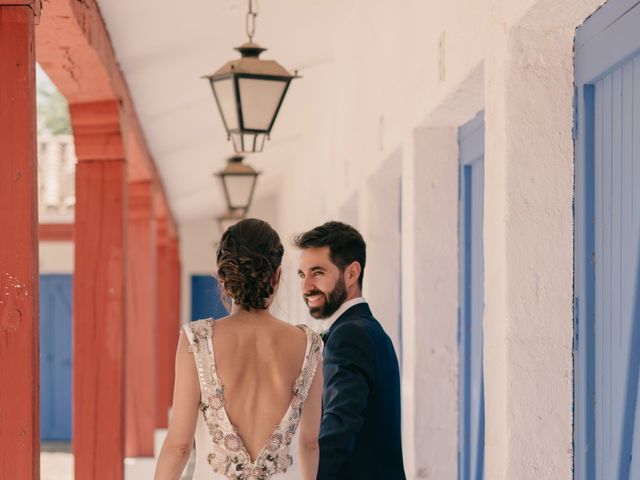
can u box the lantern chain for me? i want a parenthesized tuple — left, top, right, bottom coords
(246, 0, 259, 43)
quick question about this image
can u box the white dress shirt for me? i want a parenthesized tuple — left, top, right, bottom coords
(316, 296, 367, 334)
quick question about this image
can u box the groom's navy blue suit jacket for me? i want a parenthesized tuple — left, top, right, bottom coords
(317, 302, 406, 480)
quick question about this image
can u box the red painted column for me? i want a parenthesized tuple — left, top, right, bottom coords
(0, 5, 39, 480)
(155, 218, 172, 428)
(71, 100, 126, 480)
(168, 236, 182, 405)
(165, 237, 182, 416)
(126, 181, 157, 457)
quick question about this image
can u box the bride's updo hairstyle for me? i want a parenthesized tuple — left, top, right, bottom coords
(216, 218, 284, 310)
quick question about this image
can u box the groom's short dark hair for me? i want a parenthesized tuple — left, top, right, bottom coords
(293, 221, 366, 288)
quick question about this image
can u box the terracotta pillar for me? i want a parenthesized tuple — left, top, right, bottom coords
(170, 236, 182, 372)
(71, 100, 127, 480)
(155, 218, 172, 428)
(125, 181, 157, 457)
(0, 5, 39, 479)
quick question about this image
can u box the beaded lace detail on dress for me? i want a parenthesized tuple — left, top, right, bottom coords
(185, 319, 322, 480)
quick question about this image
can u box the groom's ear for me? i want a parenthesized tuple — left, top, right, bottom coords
(345, 261, 361, 287)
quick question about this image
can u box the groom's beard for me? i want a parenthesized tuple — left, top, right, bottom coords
(304, 276, 348, 319)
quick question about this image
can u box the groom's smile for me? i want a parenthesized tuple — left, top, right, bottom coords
(304, 291, 326, 308)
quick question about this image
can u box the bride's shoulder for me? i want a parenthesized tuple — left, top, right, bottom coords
(182, 317, 216, 340)
(294, 323, 323, 345)
(294, 323, 314, 335)
(185, 317, 214, 330)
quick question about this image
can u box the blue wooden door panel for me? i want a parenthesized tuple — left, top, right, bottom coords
(40, 274, 73, 441)
(575, 1, 640, 84)
(629, 54, 640, 480)
(575, 3, 640, 478)
(191, 275, 228, 321)
(591, 53, 640, 480)
(458, 111, 485, 480)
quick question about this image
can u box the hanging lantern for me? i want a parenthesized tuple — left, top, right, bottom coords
(203, 0, 297, 153)
(215, 155, 260, 212)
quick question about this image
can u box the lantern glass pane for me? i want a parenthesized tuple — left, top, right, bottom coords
(230, 133, 241, 152)
(238, 77, 287, 131)
(230, 132, 267, 153)
(224, 175, 256, 210)
(256, 133, 266, 151)
(243, 133, 257, 152)
(212, 77, 239, 130)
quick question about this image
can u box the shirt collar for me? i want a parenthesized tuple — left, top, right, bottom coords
(315, 297, 367, 333)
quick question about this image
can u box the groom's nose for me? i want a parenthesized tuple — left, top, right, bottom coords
(301, 275, 315, 293)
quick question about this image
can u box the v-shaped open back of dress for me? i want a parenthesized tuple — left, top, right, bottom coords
(183, 319, 322, 480)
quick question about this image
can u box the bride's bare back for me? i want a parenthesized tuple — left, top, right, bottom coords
(212, 314, 308, 460)
(155, 218, 322, 480)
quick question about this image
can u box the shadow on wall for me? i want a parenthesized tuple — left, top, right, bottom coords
(365, 148, 402, 359)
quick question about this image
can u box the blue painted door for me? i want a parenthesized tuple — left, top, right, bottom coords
(575, 2, 640, 478)
(40, 274, 73, 441)
(191, 275, 228, 320)
(458, 111, 485, 480)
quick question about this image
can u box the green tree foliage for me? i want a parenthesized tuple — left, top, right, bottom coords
(37, 65, 71, 135)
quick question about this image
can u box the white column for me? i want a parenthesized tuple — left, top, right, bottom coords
(401, 127, 459, 479)
(482, 1, 602, 475)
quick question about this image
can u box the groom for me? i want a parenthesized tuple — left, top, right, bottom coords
(295, 221, 405, 480)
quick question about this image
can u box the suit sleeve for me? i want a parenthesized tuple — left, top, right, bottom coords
(318, 322, 375, 479)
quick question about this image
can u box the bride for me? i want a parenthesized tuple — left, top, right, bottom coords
(154, 218, 323, 480)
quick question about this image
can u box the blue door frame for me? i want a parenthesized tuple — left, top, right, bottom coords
(458, 111, 485, 480)
(40, 274, 73, 442)
(574, 1, 640, 478)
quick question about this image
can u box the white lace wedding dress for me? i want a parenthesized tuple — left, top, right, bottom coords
(183, 319, 322, 480)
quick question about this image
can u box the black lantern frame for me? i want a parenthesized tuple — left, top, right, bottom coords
(215, 154, 261, 213)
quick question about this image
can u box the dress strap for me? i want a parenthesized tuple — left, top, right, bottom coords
(182, 319, 222, 402)
(292, 325, 323, 403)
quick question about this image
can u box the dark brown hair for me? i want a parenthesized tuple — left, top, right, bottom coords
(293, 221, 366, 288)
(216, 218, 284, 310)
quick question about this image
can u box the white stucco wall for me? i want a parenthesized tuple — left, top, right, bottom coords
(39, 241, 74, 274)
(402, 126, 462, 479)
(178, 218, 218, 324)
(363, 149, 402, 354)
(482, 2, 607, 478)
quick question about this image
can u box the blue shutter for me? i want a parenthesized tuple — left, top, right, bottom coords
(191, 275, 228, 320)
(575, 2, 640, 478)
(458, 111, 485, 480)
(40, 274, 73, 442)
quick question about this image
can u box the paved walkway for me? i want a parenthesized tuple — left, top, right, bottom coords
(40, 443, 195, 480)
(41, 452, 74, 480)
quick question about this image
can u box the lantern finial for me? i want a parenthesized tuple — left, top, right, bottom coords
(235, 42, 266, 58)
